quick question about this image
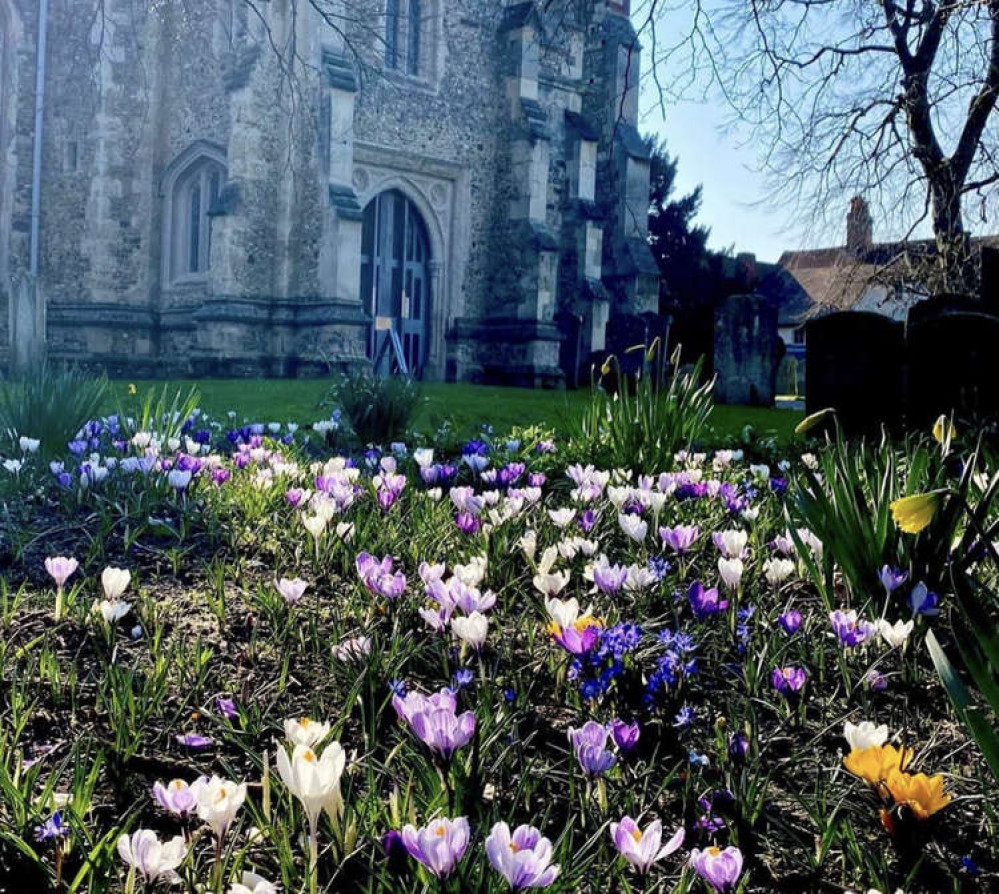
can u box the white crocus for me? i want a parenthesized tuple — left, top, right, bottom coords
(117, 829, 188, 882)
(94, 599, 131, 624)
(545, 597, 586, 630)
(101, 566, 131, 601)
(877, 618, 914, 649)
(763, 558, 795, 586)
(717, 557, 744, 590)
(618, 514, 648, 543)
(284, 717, 331, 749)
(452, 611, 489, 650)
(519, 530, 537, 562)
(302, 514, 327, 540)
(19, 436, 40, 453)
(276, 741, 347, 888)
(192, 775, 247, 840)
(843, 720, 889, 752)
(715, 529, 748, 558)
(548, 507, 576, 528)
(230, 872, 280, 894)
(532, 569, 570, 598)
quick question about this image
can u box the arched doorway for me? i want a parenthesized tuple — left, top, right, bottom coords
(360, 189, 431, 376)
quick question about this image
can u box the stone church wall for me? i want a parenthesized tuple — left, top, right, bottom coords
(2, 0, 656, 384)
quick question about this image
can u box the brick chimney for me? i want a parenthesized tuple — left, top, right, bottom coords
(846, 196, 873, 255)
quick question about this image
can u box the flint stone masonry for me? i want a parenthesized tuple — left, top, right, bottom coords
(0, 0, 657, 383)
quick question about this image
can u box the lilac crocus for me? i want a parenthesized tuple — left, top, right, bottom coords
(777, 609, 802, 635)
(593, 560, 628, 595)
(687, 581, 729, 621)
(880, 565, 908, 594)
(611, 816, 684, 875)
(356, 552, 407, 600)
(771, 666, 806, 696)
(152, 778, 203, 820)
(394, 689, 475, 760)
(689, 845, 743, 892)
(44, 556, 79, 590)
(485, 822, 560, 891)
(400, 817, 470, 878)
(659, 524, 699, 554)
(610, 719, 641, 754)
(216, 697, 239, 721)
(175, 733, 214, 750)
(568, 721, 616, 777)
(829, 609, 875, 647)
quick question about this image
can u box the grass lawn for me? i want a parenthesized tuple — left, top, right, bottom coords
(109, 379, 804, 443)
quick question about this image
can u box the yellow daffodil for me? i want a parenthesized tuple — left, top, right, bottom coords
(932, 414, 955, 447)
(890, 492, 941, 534)
(843, 744, 913, 786)
(794, 407, 834, 435)
(885, 769, 951, 820)
(128, 383, 137, 395)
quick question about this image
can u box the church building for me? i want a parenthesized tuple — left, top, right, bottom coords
(0, 0, 659, 383)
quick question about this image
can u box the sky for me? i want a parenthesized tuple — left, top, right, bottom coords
(642, 98, 801, 264)
(634, 8, 839, 264)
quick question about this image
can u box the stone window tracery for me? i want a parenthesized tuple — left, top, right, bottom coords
(165, 153, 227, 284)
(383, 0, 435, 80)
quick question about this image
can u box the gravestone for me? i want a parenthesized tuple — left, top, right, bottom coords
(712, 294, 779, 406)
(805, 311, 905, 435)
(555, 310, 583, 389)
(906, 297, 999, 427)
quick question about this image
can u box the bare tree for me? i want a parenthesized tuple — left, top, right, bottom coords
(634, 0, 999, 293)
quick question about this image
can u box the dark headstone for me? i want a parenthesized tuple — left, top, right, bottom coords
(906, 297, 999, 427)
(555, 310, 583, 389)
(712, 294, 780, 406)
(805, 311, 905, 435)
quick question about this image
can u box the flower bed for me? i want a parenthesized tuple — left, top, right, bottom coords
(0, 409, 995, 893)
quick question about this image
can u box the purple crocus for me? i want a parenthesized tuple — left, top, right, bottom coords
(454, 512, 481, 535)
(908, 582, 940, 616)
(777, 609, 802, 635)
(400, 817, 470, 878)
(689, 845, 743, 892)
(728, 731, 750, 761)
(356, 552, 407, 600)
(687, 581, 729, 621)
(771, 666, 806, 696)
(394, 689, 475, 761)
(175, 733, 214, 750)
(216, 697, 239, 721)
(568, 721, 616, 777)
(610, 719, 641, 754)
(879, 565, 908, 594)
(829, 609, 875, 647)
(485, 822, 560, 891)
(659, 524, 700, 554)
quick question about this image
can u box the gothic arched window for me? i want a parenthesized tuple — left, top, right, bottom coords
(163, 148, 227, 284)
(384, 0, 435, 80)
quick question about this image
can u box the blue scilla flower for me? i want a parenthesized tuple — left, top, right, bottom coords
(649, 555, 672, 580)
(34, 812, 67, 843)
(388, 679, 406, 697)
(453, 668, 475, 689)
(673, 705, 696, 728)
